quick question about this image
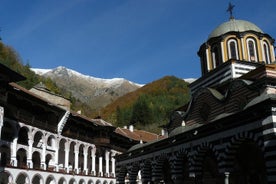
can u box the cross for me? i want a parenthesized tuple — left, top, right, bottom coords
(227, 2, 235, 19)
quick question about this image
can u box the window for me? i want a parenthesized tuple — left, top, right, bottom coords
(212, 46, 221, 68)
(246, 38, 257, 62)
(227, 39, 239, 60)
(263, 41, 271, 64)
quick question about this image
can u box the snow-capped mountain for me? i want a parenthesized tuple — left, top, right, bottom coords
(31, 66, 142, 111)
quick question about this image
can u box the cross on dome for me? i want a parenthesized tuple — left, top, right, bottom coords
(227, 2, 235, 20)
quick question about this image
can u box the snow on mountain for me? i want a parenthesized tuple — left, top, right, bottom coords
(31, 66, 142, 110)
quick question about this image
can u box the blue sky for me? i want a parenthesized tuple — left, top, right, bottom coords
(1, 0, 276, 84)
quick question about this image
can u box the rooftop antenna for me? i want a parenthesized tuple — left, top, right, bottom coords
(227, 2, 235, 20)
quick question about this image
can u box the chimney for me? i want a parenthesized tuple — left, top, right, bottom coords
(129, 124, 134, 132)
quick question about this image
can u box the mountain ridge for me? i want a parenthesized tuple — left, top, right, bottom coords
(31, 66, 142, 112)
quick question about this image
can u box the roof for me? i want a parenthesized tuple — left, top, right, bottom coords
(208, 19, 263, 39)
(0, 63, 26, 82)
(115, 127, 163, 142)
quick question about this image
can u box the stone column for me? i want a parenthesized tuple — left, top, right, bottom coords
(99, 156, 103, 176)
(64, 141, 70, 172)
(41, 143, 46, 170)
(11, 137, 18, 167)
(111, 151, 116, 177)
(0, 106, 3, 139)
(54, 144, 60, 172)
(105, 150, 110, 177)
(83, 146, 88, 174)
(74, 150, 79, 174)
(224, 172, 230, 184)
(27, 139, 33, 168)
(91, 149, 96, 176)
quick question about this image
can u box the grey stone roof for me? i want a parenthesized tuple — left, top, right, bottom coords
(208, 19, 263, 39)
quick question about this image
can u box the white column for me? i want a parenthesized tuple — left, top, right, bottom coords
(105, 150, 110, 177)
(241, 37, 245, 60)
(64, 141, 70, 172)
(74, 150, 79, 174)
(64, 148, 69, 173)
(83, 146, 88, 174)
(41, 143, 46, 170)
(111, 151, 116, 177)
(205, 47, 210, 71)
(224, 172, 230, 184)
(55, 145, 59, 171)
(27, 139, 33, 168)
(271, 45, 275, 62)
(221, 41, 225, 63)
(91, 149, 96, 175)
(11, 137, 18, 166)
(99, 156, 103, 176)
(0, 106, 4, 139)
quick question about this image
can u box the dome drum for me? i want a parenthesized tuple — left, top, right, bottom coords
(198, 19, 275, 76)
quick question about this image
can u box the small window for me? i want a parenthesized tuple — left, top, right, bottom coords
(263, 41, 271, 64)
(227, 39, 239, 60)
(247, 38, 257, 62)
(212, 46, 221, 68)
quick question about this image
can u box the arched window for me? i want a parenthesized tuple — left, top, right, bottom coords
(263, 41, 271, 64)
(227, 39, 239, 60)
(247, 38, 257, 62)
(212, 46, 221, 68)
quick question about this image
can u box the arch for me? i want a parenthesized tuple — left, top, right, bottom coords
(87, 145, 94, 174)
(109, 181, 114, 184)
(224, 134, 266, 183)
(58, 177, 67, 184)
(32, 151, 41, 169)
(227, 38, 239, 60)
(262, 40, 271, 64)
(79, 179, 85, 184)
(211, 45, 221, 68)
(32, 174, 44, 184)
(68, 141, 76, 172)
(103, 181, 108, 184)
(141, 159, 152, 184)
(192, 143, 221, 182)
(173, 149, 190, 182)
(45, 175, 56, 184)
(152, 154, 173, 183)
(33, 130, 44, 148)
(69, 178, 76, 184)
(87, 180, 94, 184)
(58, 138, 67, 172)
(246, 37, 258, 62)
(128, 162, 141, 184)
(17, 126, 29, 146)
(1, 120, 16, 142)
(47, 134, 57, 149)
(16, 172, 30, 184)
(16, 148, 27, 168)
(95, 180, 101, 184)
(0, 171, 13, 184)
(0, 144, 11, 167)
(79, 144, 85, 173)
(116, 165, 127, 184)
(46, 153, 55, 170)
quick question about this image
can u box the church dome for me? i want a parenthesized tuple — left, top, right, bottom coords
(208, 19, 263, 39)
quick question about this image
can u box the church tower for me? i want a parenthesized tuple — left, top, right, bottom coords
(190, 3, 276, 94)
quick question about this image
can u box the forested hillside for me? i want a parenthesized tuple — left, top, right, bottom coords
(0, 41, 93, 114)
(0, 41, 191, 133)
(99, 76, 191, 133)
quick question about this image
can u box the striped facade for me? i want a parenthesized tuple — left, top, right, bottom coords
(115, 16, 276, 184)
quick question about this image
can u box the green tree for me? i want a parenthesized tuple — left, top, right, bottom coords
(131, 95, 153, 125)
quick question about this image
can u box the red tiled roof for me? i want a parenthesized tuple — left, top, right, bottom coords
(115, 127, 164, 142)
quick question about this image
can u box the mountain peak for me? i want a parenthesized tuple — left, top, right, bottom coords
(31, 66, 142, 111)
